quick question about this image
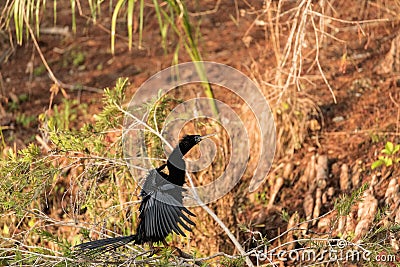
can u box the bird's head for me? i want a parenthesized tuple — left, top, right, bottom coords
(167, 133, 216, 178)
(178, 133, 216, 154)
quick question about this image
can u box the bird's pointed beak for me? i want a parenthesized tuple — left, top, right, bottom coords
(199, 133, 216, 140)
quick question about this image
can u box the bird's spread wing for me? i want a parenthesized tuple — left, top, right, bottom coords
(137, 171, 195, 243)
(139, 192, 195, 242)
(75, 160, 197, 253)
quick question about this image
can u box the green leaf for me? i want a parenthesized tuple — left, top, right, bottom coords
(384, 158, 393, 166)
(111, 0, 125, 55)
(385, 141, 394, 154)
(127, 0, 135, 51)
(393, 144, 400, 154)
(371, 160, 384, 170)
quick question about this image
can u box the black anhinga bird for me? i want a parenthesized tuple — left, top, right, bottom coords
(75, 134, 214, 254)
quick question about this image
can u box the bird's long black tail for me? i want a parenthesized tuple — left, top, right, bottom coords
(74, 235, 137, 256)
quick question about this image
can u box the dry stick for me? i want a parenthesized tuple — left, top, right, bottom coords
(115, 103, 173, 151)
(310, 8, 337, 104)
(389, 92, 400, 135)
(188, 0, 221, 17)
(27, 209, 139, 245)
(293, 1, 310, 92)
(119, 105, 253, 266)
(22, 11, 102, 95)
(22, 11, 58, 86)
(309, 10, 391, 24)
(324, 130, 400, 136)
(368, 1, 399, 16)
(185, 252, 237, 262)
(276, 0, 307, 104)
(270, 0, 282, 87)
(187, 178, 255, 266)
(275, 0, 338, 105)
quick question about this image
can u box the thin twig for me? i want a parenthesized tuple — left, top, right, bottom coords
(22, 11, 59, 87)
(22, 10, 102, 95)
(118, 104, 253, 266)
(309, 10, 391, 24)
(188, 0, 221, 17)
(390, 93, 400, 134)
(114, 102, 173, 151)
(310, 10, 337, 103)
(185, 172, 254, 266)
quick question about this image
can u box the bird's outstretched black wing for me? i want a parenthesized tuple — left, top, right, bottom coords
(136, 167, 195, 243)
(74, 164, 196, 254)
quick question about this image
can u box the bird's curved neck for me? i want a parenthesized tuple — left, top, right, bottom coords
(166, 143, 194, 186)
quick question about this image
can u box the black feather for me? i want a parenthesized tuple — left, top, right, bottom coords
(75, 135, 208, 254)
(74, 235, 136, 256)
